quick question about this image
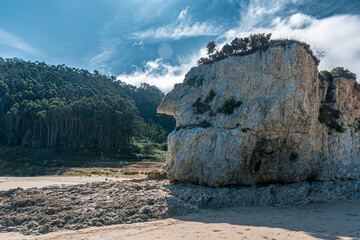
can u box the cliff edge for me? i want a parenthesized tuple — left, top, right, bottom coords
(158, 40, 360, 187)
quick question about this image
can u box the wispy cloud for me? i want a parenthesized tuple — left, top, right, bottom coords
(131, 7, 223, 40)
(117, 49, 204, 92)
(0, 29, 41, 55)
(89, 48, 117, 74)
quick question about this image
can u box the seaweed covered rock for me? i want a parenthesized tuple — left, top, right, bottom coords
(158, 41, 360, 187)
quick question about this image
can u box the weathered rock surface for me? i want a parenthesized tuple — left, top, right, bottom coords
(0, 181, 197, 235)
(1, 179, 360, 235)
(169, 179, 360, 208)
(158, 42, 360, 186)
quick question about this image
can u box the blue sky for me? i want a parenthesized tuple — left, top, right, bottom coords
(0, 0, 359, 91)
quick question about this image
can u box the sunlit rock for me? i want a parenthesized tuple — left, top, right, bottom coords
(158, 42, 360, 187)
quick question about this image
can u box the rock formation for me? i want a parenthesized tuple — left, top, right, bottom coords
(158, 41, 360, 187)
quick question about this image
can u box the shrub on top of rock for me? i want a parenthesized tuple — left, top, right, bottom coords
(206, 41, 216, 55)
(331, 67, 357, 80)
(248, 33, 271, 50)
(199, 33, 271, 65)
(320, 67, 357, 81)
(198, 33, 320, 66)
(320, 70, 333, 80)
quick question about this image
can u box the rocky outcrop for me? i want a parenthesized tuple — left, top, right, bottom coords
(158, 41, 360, 187)
(0, 181, 197, 235)
(1, 179, 360, 235)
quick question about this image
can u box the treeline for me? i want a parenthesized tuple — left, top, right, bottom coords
(0, 58, 174, 153)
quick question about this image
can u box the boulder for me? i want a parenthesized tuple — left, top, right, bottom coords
(158, 41, 360, 187)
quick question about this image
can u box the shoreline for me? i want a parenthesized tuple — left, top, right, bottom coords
(0, 176, 140, 191)
(1, 176, 360, 239)
(2, 199, 360, 239)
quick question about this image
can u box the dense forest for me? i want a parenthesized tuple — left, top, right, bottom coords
(0, 58, 175, 153)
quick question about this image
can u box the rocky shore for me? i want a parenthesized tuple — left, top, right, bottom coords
(1, 179, 360, 235)
(0, 180, 196, 235)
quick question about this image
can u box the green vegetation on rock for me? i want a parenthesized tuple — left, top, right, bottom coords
(218, 97, 242, 115)
(198, 33, 320, 66)
(318, 105, 345, 133)
(331, 67, 357, 80)
(204, 90, 216, 104)
(321, 67, 357, 81)
(175, 120, 212, 131)
(192, 97, 211, 114)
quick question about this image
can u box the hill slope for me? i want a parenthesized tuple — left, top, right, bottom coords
(0, 58, 174, 153)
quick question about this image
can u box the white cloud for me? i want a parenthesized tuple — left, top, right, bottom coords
(119, 0, 360, 93)
(177, 7, 189, 22)
(117, 49, 205, 92)
(0, 29, 41, 55)
(221, 13, 360, 78)
(235, 0, 293, 31)
(131, 7, 223, 40)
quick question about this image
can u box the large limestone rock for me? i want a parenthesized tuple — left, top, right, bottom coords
(158, 41, 360, 187)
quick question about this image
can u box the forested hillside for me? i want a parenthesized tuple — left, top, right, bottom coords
(0, 58, 174, 153)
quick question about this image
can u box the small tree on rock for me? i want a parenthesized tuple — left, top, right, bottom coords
(230, 37, 248, 52)
(249, 33, 272, 50)
(206, 41, 217, 55)
(221, 43, 234, 55)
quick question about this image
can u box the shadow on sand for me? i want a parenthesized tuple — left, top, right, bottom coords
(171, 199, 360, 240)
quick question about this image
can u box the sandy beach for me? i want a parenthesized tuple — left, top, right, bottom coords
(0, 176, 359, 240)
(1, 198, 359, 240)
(0, 176, 131, 191)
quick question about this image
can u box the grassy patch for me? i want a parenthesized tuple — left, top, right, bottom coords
(60, 166, 165, 178)
(218, 97, 242, 115)
(192, 97, 211, 114)
(318, 106, 330, 123)
(318, 105, 345, 133)
(204, 90, 216, 104)
(329, 122, 345, 133)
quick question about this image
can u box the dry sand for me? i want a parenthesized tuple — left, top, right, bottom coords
(0, 161, 163, 191)
(0, 176, 132, 190)
(1, 177, 360, 240)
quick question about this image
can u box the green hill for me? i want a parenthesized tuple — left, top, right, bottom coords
(0, 58, 174, 154)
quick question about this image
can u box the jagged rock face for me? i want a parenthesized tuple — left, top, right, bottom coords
(158, 43, 360, 187)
